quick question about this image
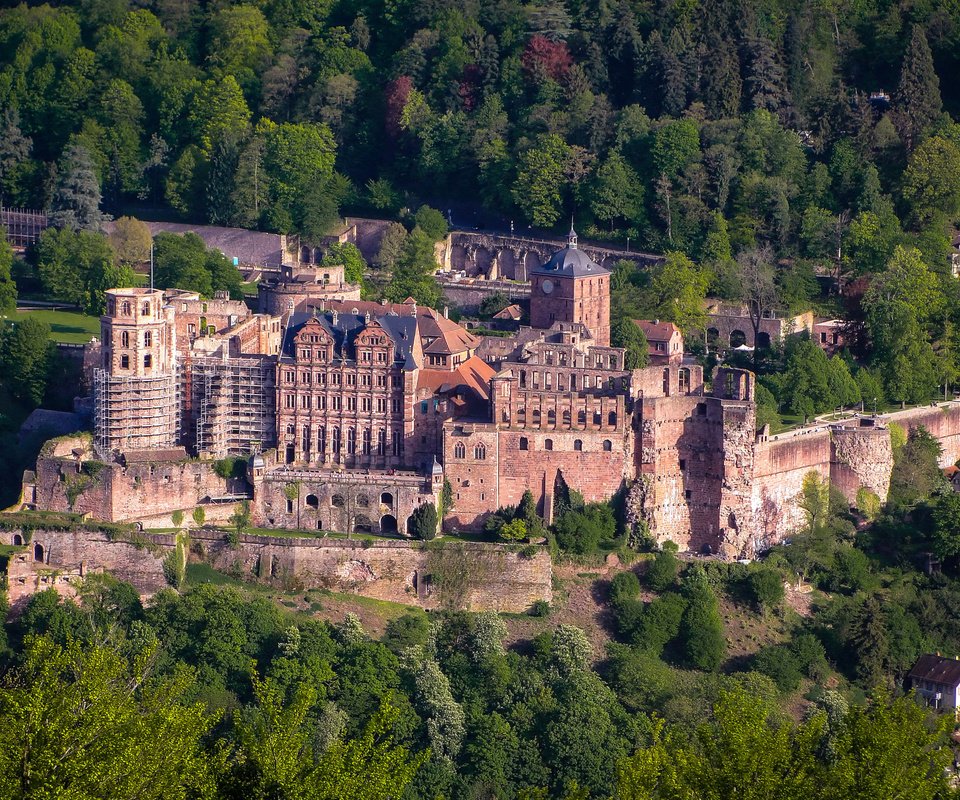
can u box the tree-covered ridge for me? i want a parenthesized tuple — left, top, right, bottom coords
(1, 0, 959, 260)
(0, 571, 954, 800)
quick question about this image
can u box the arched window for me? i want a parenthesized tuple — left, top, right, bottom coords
(34, 543, 44, 562)
(547, 409, 556, 425)
(121, 331, 129, 348)
(331, 494, 345, 508)
(347, 427, 356, 454)
(574, 439, 583, 451)
(305, 494, 319, 508)
(603, 439, 613, 452)
(578, 410, 586, 425)
(608, 411, 617, 426)
(357, 494, 370, 507)
(562, 409, 571, 425)
(380, 492, 394, 506)
(474, 443, 486, 460)
(544, 439, 553, 451)
(332, 427, 341, 454)
(532, 408, 541, 423)
(454, 441, 466, 458)
(121, 301, 131, 316)
(377, 429, 386, 455)
(593, 411, 602, 426)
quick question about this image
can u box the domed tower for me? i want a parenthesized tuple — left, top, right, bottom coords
(94, 288, 178, 456)
(529, 227, 610, 346)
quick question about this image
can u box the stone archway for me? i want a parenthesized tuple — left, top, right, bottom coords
(380, 514, 398, 534)
(34, 543, 44, 562)
(12, 533, 22, 546)
(353, 515, 374, 534)
(730, 330, 747, 348)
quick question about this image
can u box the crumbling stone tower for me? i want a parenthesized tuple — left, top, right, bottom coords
(529, 227, 611, 346)
(93, 288, 178, 456)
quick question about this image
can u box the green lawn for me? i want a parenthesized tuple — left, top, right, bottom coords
(12, 308, 101, 344)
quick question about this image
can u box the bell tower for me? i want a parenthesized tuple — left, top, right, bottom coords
(529, 226, 610, 346)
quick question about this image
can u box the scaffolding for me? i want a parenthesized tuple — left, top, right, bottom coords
(192, 355, 276, 458)
(93, 368, 179, 457)
(0, 207, 48, 249)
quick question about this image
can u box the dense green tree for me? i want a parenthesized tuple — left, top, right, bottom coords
(646, 251, 709, 335)
(0, 108, 31, 204)
(408, 501, 438, 540)
(901, 136, 960, 228)
(679, 566, 726, 671)
(109, 216, 152, 267)
(152, 232, 241, 298)
(894, 25, 942, 151)
(0, 316, 51, 405)
(0, 636, 214, 799)
(49, 141, 106, 232)
(0, 231, 16, 313)
(385, 228, 442, 307)
(611, 318, 649, 369)
(321, 242, 365, 286)
(35, 227, 132, 314)
(512, 135, 571, 227)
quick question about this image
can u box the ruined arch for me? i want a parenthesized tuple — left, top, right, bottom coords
(381, 514, 398, 534)
(34, 543, 44, 562)
(730, 330, 747, 348)
(13, 533, 22, 546)
(305, 494, 319, 508)
(354, 514, 373, 534)
(380, 492, 394, 506)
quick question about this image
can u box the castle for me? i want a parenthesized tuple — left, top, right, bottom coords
(22, 229, 944, 559)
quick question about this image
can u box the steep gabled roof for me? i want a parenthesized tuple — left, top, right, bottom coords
(908, 653, 960, 686)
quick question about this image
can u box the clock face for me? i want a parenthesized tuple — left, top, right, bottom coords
(541, 279, 554, 294)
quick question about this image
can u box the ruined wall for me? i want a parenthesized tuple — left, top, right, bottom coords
(831, 426, 893, 503)
(441, 231, 662, 279)
(253, 469, 439, 536)
(637, 396, 725, 553)
(751, 430, 832, 549)
(30, 455, 235, 522)
(3, 528, 551, 613)
(883, 403, 960, 466)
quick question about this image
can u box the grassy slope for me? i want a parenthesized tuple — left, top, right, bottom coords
(12, 308, 100, 344)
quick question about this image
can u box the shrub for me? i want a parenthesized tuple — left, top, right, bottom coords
(679, 567, 726, 671)
(609, 571, 641, 607)
(553, 502, 617, 554)
(409, 502, 439, 541)
(747, 567, 785, 613)
(753, 644, 803, 693)
(646, 548, 680, 592)
(633, 592, 686, 655)
(530, 599, 551, 617)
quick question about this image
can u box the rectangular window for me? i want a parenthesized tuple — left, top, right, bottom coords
(377, 398, 386, 413)
(347, 397, 357, 411)
(120, 354, 129, 369)
(144, 331, 152, 347)
(347, 374, 356, 386)
(301, 372, 311, 384)
(421, 401, 428, 414)
(144, 354, 152, 368)
(285, 394, 295, 408)
(332, 396, 341, 411)
(361, 398, 371, 412)
(301, 395, 311, 409)
(318, 396, 326, 411)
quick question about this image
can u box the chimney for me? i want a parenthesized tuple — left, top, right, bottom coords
(365, 311, 371, 324)
(331, 309, 338, 326)
(411, 302, 417, 316)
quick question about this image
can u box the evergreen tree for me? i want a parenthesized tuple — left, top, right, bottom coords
(848, 594, 890, 688)
(49, 142, 106, 232)
(0, 316, 51, 405)
(894, 25, 942, 151)
(0, 231, 16, 313)
(0, 108, 31, 204)
(745, 36, 790, 117)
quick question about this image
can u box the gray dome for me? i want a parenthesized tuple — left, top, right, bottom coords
(536, 246, 606, 277)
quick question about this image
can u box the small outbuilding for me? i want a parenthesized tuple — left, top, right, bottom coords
(907, 653, 960, 711)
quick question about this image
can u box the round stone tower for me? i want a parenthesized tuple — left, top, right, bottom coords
(94, 288, 179, 456)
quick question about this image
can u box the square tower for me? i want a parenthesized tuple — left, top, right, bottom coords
(529, 228, 610, 346)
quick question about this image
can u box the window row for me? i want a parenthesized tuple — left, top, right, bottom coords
(519, 371, 626, 392)
(453, 442, 486, 459)
(117, 301, 152, 317)
(282, 371, 397, 388)
(538, 351, 618, 370)
(287, 424, 403, 457)
(283, 394, 400, 413)
(297, 348, 390, 363)
(517, 437, 613, 452)
(505, 408, 618, 427)
(119, 354, 153, 369)
(118, 330, 154, 349)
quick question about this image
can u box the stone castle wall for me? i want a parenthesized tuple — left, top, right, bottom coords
(2, 528, 551, 613)
(29, 453, 236, 523)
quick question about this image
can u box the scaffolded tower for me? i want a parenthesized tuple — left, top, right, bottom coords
(93, 289, 179, 457)
(192, 353, 276, 458)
